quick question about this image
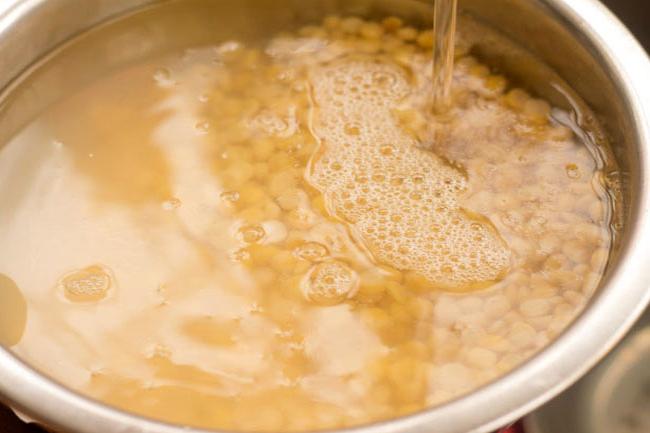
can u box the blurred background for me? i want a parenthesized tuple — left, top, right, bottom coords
(0, 0, 648, 432)
(604, 0, 649, 47)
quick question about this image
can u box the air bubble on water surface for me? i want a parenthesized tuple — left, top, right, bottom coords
(302, 260, 358, 305)
(294, 242, 329, 262)
(59, 265, 113, 303)
(238, 224, 266, 244)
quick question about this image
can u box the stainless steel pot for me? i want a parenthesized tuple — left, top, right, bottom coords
(0, 1, 649, 433)
(524, 307, 650, 433)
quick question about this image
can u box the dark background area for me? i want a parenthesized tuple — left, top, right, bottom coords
(1, 0, 648, 432)
(605, 0, 650, 48)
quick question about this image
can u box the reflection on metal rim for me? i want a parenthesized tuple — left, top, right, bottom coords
(525, 310, 650, 433)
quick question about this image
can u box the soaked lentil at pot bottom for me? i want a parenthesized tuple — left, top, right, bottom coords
(0, 12, 615, 433)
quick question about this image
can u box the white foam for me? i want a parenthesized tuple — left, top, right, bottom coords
(307, 57, 510, 289)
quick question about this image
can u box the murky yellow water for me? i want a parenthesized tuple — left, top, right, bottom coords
(0, 6, 616, 432)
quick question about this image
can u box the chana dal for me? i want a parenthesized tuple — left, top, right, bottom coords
(0, 9, 616, 433)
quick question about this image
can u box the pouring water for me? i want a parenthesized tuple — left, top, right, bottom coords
(432, 0, 458, 112)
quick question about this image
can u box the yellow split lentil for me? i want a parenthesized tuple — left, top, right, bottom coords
(2, 10, 616, 433)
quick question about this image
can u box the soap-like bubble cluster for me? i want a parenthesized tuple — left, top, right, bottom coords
(294, 241, 329, 262)
(248, 107, 298, 138)
(60, 265, 112, 302)
(308, 57, 510, 289)
(302, 260, 359, 305)
(238, 224, 266, 243)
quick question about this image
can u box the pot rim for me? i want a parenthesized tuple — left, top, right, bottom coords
(0, 1, 649, 433)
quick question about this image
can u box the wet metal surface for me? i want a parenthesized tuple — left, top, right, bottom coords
(525, 309, 650, 433)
